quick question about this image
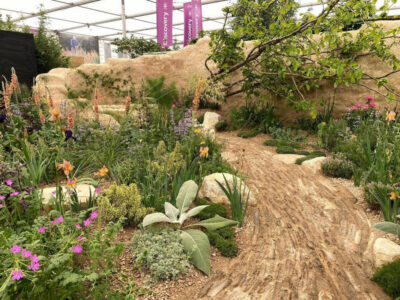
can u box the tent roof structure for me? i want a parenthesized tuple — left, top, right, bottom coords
(2, 0, 400, 45)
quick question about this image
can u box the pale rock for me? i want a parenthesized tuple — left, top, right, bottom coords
(202, 112, 220, 132)
(373, 237, 400, 267)
(40, 184, 96, 205)
(302, 156, 327, 173)
(272, 154, 305, 164)
(198, 173, 255, 206)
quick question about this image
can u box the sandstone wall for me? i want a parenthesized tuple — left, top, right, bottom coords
(35, 21, 400, 123)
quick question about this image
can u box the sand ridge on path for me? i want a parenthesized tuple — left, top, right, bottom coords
(177, 132, 388, 300)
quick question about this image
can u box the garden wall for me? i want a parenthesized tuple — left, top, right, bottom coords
(35, 21, 400, 123)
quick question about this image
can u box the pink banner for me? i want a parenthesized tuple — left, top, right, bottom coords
(157, 0, 173, 48)
(192, 0, 203, 39)
(184, 2, 193, 46)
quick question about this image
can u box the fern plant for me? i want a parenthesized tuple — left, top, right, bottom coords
(142, 180, 237, 275)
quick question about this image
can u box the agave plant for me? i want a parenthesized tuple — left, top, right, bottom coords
(142, 180, 237, 275)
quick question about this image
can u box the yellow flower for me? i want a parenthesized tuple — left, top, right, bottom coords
(386, 111, 396, 122)
(200, 141, 206, 145)
(194, 128, 201, 134)
(200, 146, 209, 158)
(57, 160, 74, 177)
(390, 192, 397, 200)
(66, 178, 77, 189)
(94, 165, 108, 177)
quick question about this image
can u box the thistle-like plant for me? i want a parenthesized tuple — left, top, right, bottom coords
(142, 180, 237, 275)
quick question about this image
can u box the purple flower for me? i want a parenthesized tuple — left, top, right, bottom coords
(51, 190, 56, 195)
(77, 235, 84, 241)
(0, 196, 5, 200)
(0, 114, 7, 123)
(28, 262, 39, 271)
(90, 211, 98, 220)
(38, 227, 46, 233)
(52, 216, 64, 225)
(21, 249, 32, 258)
(11, 269, 23, 280)
(95, 187, 101, 194)
(10, 244, 21, 254)
(83, 218, 91, 227)
(72, 244, 82, 253)
(75, 224, 82, 229)
(5, 179, 13, 186)
(27, 186, 35, 191)
(10, 192, 19, 197)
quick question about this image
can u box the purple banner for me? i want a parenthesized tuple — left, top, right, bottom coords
(157, 0, 173, 48)
(184, 2, 193, 46)
(192, 0, 203, 39)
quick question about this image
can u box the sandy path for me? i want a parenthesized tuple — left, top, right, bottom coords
(179, 132, 387, 300)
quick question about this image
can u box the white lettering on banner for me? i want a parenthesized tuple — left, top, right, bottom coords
(188, 19, 192, 41)
(163, 12, 169, 46)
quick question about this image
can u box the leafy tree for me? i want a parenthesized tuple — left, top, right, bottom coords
(0, 14, 18, 31)
(34, 13, 69, 74)
(207, 0, 400, 113)
(230, 0, 296, 40)
(112, 36, 165, 58)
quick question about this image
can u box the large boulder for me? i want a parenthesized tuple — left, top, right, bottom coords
(302, 156, 328, 173)
(198, 173, 255, 206)
(373, 237, 400, 267)
(202, 112, 220, 132)
(41, 184, 96, 205)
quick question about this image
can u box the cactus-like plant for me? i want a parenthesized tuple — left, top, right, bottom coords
(142, 180, 237, 275)
(374, 218, 400, 240)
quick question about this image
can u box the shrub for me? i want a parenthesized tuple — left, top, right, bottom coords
(318, 120, 348, 151)
(295, 151, 326, 165)
(197, 114, 205, 124)
(310, 150, 326, 157)
(276, 145, 296, 154)
(363, 182, 395, 208)
(215, 120, 228, 132)
(195, 198, 227, 220)
(131, 230, 190, 281)
(98, 183, 152, 226)
(321, 157, 353, 179)
(296, 150, 311, 156)
(237, 129, 260, 138)
(372, 259, 400, 299)
(206, 226, 238, 257)
(263, 139, 278, 147)
(263, 139, 301, 148)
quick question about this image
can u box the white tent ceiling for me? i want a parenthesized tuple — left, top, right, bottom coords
(1, 0, 400, 44)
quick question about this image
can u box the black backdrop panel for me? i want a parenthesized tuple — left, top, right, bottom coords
(0, 30, 37, 88)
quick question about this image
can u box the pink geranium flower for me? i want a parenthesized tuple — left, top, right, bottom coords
(38, 227, 46, 233)
(95, 187, 101, 194)
(75, 224, 82, 229)
(90, 211, 98, 220)
(28, 262, 40, 271)
(370, 103, 376, 108)
(10, 244, 21, 254)
(366, 96, 373, 102)
(11, 269, 23, 281)
(83, 218, 91, 227)
(0, 196, 5, 200)
(77, 236, 84, 241)
(363, 104, 369, 109)
(52, 216, 64, 225)
(5, 179, 13, 186)
(356, 103, 362, 107)
(10, 192, 19, 197)
(21, 249, 32, 258)
(72, 244, 82, 253)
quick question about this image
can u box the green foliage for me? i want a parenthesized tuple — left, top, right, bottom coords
(195, 198, 227, 220)
(276, 145, 296, 154)
(296, 150, 311, 156)
(263, 139, 301, 148)
(34, 13, 69, 74)
(112, 36, 165, 58)
(0, 210, 124, 299)
(269, 126, 305, 142)
(131, 229, 190, 281)
(144, 76, 178, 110)
(206, 226, 238, 258)
(197, 114, 205, 124)
(295, 151, 326, 165)
(363, 182, 396, 208)
(215, 174, 249, 227)
(372, 259, 400, 299)
(98, 183, 152, 226)
(321, 156, 353, 179)
(237, 129, 260, 138)
(215, 120, 228, 132)
(151, 141, 184, 175)
(142, 180, 237, 275)
(229, 102, 280, 132)
(208, 0, 400, 111)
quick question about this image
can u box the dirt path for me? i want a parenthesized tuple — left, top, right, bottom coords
(178, 132, 388, 300)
